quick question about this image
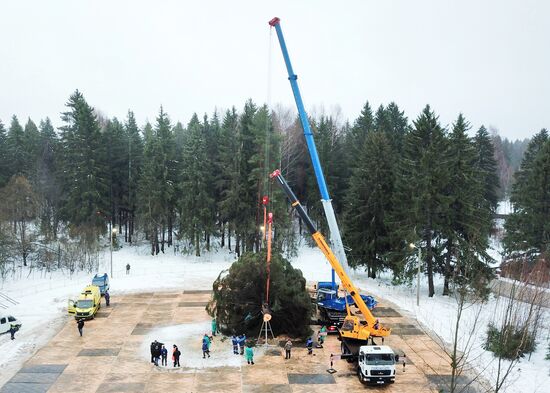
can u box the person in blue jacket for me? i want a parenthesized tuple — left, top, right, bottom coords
(105, 290, 110, 307)
(237, 334, 246, 355)
(306, 337, 313, 355)
(231, 335, 238, 354)
(202, 339, 211, 358)
(160, 345, 168, 366)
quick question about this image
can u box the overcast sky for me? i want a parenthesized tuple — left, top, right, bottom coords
(1, 0, 548, 140)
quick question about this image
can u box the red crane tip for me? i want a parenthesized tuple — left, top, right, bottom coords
(269, 169, 281, 178)
(268, 17, 280, 27)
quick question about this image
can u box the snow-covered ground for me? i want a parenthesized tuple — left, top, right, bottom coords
(1, 236, 549, 392)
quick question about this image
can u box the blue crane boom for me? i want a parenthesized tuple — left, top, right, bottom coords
(269, 17, 351, 285)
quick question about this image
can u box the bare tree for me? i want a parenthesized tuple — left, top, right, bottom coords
(487, 258, 547, 392)
(0, 176, 39, 267)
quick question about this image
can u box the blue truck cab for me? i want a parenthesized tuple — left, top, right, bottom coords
(316, 281, 377, 332)
(92, 273, 110, 295)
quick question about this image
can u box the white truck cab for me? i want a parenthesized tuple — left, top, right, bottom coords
(357, 345, 397, 385)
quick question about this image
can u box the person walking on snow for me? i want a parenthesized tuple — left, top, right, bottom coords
(126, 263, 131, 275)
(211, 318, 217, 336)
(105, 290, 110, 307)
(9, 323, 17, 340)
(231, 335, 238, 354)
(284, 339, 292, 359)
(202, 340, 211, 358)
(77, 319, 84, 337)
(172, 345, 181, 367)
(160, 345, 168, 366)
(306, 337, 313, 355)
(245, 344, 254, 365)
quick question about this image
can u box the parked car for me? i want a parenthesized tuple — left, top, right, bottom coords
(0, 314, 21, 335)
(92, 273, 110, 295)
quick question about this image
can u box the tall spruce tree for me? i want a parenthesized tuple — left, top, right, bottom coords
(474, 126, 500, 232)
(7, 116, 29, 178)
(0, 120, 9, 187)
(217, 108, 240, 251)
(36, 118, 61, 239)
(178, 114, 214, 256)
(392, 105, 450, 297)
(441, 114, 492, 295)
(137, 119, 165, 254)
(343, 131, 394, 277)
(23, 118, 41, 181)
(125, 111, 143, 243)
(504, 129, 550, 254)
(59, 90, 109, 238)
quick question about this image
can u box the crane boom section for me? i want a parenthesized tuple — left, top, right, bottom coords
(268, 17, 351, 278)
(270, 170, 388, 336)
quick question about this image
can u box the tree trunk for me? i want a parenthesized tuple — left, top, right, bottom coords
(426, 230, 435, 297)
(221, 222, 225, 248)
(161, 225, 165, 253)
(228, 226, 232, 252)
(443, 239, 452, 296)
(235, 233, 240, 257)
(168, 215, 173, 247)
(195, 231, 201, 257)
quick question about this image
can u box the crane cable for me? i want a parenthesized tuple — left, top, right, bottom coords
(264, 26, 274, 308)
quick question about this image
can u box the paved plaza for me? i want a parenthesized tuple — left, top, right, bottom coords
(0, 290, 478, 393)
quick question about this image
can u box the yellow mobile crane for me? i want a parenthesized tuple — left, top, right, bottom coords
(270, 169, 391, 358)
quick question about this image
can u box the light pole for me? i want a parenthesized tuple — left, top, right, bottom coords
(110, 225, 118, 278)
(409, 242, 422, 306)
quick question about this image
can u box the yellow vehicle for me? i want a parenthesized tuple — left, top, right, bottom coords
(73, 285, 101, 320)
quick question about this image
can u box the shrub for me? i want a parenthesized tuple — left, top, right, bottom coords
(484, 322, 536, 359)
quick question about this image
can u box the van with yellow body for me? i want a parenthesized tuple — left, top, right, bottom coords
(73, 285, 101, 320)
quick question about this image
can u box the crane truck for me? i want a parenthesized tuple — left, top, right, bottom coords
(270, 169, 397, 384)
(268, 17, 377, 328)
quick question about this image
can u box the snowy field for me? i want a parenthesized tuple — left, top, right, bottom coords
(1, 237, 549, 392)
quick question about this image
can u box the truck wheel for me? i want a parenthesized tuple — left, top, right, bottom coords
(357, 368, 367, 385)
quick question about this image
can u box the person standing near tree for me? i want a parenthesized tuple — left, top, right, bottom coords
(245, 344, 254, 365)
(77, 319, 84, 337)
(306, 337, 313, 355)
(284, 339, 292, 359)
(211, 318, 217, 337)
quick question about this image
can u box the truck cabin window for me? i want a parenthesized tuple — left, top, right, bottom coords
(365, 353, 395, 365)
(8, 316, 16, 322)
(77, 300, 93, 308)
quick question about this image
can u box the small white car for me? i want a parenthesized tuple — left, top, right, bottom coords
(0, 314, 21, 335)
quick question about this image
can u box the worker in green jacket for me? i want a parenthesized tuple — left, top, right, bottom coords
(245, 344, 254, 365)
(211, 318, 217, 336)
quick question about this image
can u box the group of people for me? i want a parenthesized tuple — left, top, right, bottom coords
(150, 340, 181, 367)
(229, 334, 255, 364)
(230, 334, 247, 355)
